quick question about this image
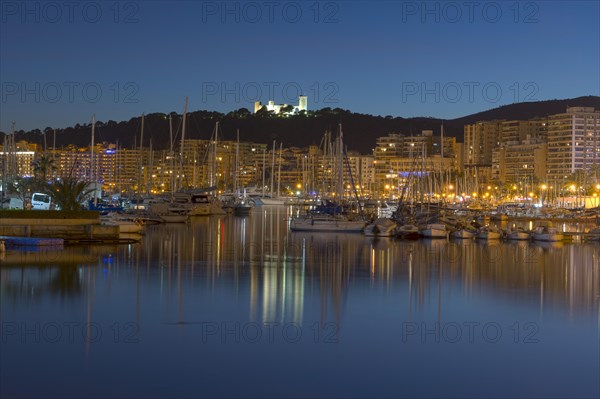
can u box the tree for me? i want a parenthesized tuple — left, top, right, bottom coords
(255, 107, 273, 118)
(228, 108, 251, 119)
(7, 176, 40, 203)
(32, 154, 56, 182)
(279, 105, 294, 115)
(45, 178, 94, 211)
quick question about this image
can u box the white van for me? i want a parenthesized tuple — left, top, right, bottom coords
(31, 193, 52, 210)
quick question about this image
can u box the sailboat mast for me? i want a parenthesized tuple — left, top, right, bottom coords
(90, 115, 97, 204)
(210, 121, 219, 188)
(277, 142, 282, 198)
(270, 140, 276, 195)
(90, 114, 96, 182)
(148, 139, 153, 195)
(262, 147, 266, 197)
(169, 114, 174, 192)
(179, 96, 188, 191)
(235, 129, 240, 193)
(440, 123, 444, 201)
(53, 129, 56, 162)
(139, 113, 145, 196)
(337, 124, 343, 199)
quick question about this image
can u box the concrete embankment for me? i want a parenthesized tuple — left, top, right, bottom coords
(0, 211, 119, 241)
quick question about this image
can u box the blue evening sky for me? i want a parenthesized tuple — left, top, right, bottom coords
(1, 0, 598, 131)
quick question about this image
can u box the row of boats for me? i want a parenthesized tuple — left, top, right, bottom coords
(363, 219, 594, 242)
(94, 193, 600, 243)
(288, 201, 600, 242)
(290, 213, 588, 242)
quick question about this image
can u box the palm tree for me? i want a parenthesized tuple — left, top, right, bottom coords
(45, 178, 94, 211)
(32, 154, 56, 182)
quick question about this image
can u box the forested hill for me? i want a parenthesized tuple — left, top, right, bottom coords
(2, 96, 598, 154)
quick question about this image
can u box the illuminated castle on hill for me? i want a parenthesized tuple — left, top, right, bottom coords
(254, 95, 307, 115)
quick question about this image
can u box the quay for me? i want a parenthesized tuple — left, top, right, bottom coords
(0, 210, 120, 242)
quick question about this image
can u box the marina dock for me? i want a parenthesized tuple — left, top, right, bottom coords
(0, 236, 64, 247)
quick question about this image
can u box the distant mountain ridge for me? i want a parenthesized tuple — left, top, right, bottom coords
(2, 96, 598, 154)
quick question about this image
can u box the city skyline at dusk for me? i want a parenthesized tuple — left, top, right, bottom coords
(1, 1, 599, 132)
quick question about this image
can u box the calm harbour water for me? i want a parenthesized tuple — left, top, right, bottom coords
(1, 206, 599, 398)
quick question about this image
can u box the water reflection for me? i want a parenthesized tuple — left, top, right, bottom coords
(1, 208, 599, 397)
(1, 212, 599, 322)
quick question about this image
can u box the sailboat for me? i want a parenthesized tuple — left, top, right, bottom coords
(364, 218, 397, 237)
(531, 225, 564, 242)
(251, 141, 286, 205)
(290, 125, 366, 233)
(233, 188, 253, 216)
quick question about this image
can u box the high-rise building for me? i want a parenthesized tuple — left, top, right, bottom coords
(546, 107, 600, 180)
(495, 137, 547, 184)
(500, 119, 547, 146)
(464, 120, 502, 167)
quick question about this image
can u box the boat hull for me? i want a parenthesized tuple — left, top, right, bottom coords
(532, 233, 564, 242)
(290, 217, 365, 232)
(364, 219, 396, 237)
(420, 224, 447, 239)
(451, 229, 475, 239)
(506, 232, 530, 240)
(161, 215, 188, 223)
(476, 231, 501, 240)
(233, 205, 252, 216)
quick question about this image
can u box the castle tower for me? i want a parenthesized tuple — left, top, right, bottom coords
(298, 95, 308, 111)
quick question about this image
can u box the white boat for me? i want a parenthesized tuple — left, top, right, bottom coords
(101, 213, 144, 234)
(532, 226, 564, 242)
(160, 214, 188, 223)
(256, 196, 286, 206)
(476, 227, 502, 240)
(451, 228, 476, 239)
(378, 202, 398, 218)
(150, 203, 188, 223)
(420, 223, 447, 239)
(173, 193, 225, 216)
(290, 214, 365, 232)
(505, 227, 531, 241)
(364, 218, 397, 237)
